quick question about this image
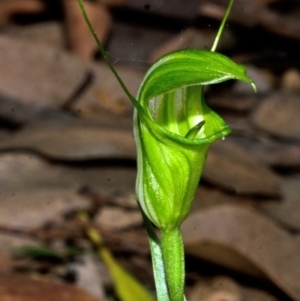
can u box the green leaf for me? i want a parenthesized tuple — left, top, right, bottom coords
(12, 246, 63, 261)
(100, 246, 156, 301)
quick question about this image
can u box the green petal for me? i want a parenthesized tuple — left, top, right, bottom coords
(138, 49, 256, 107)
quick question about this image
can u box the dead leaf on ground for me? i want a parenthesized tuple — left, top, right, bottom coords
(95, 207, 142, 230)
(0, 0, 45, 27)
(0, 153, 136, 228)
(0, 252, 14, 273)
(198, 1, 300, 41)
(0, 93, 75, 125)
(251, 93, 300, 140)
(74, 63, 143, 118)
(207, 94, 258, 113)
(191, 185, 253, 213)
(182, 204, 300, 301)
(229, 137, 300, 168)
(95, 0, 126, 6)
(0, 233, 40, 254)
(233, 66, 275, 94)
(148, 28, 235, 63)
(0, 35, 89, 107)
(62, 0, 112, 60)
(0, 273, 103, 301)
(257, 175, 300, 231)
(0, 119, 135, 160)
(188, 276, 242, 301)
(188, 276, 279, 301)
(202, 140, 281, 197)
(281, 69, 300, 91)
(0, 33, 142, 115)
(223, 116, 256, 137)
(4, 21, 65, 50)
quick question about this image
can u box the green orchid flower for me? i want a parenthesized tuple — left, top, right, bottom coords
(135, 49, 255, 231)
(134, 50, 255, 301)
(78, 1, 256, 300)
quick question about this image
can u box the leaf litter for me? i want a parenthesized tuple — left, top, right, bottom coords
(0, 0, 299, 300)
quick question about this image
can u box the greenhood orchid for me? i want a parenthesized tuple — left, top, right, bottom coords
(78, 1, 256, 300)
(135, 49, 255, 231)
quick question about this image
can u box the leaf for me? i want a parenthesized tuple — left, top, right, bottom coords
(12, 246, 63, 261)
(0, 273, 103, 301)
(0, 119, 135, 161)
(81, 213, 156, 301)
(202, 140, 282, 197)
(138, 49, 255, 104)
(257, 175, 300, 231)
(182, 204, 300, 301)
(251, 92, 300, 140)
(62, 0, 112, 60)
(0, 153, 136, 229)
(100, 247, 156, 301)
(12, 245, 81, 261)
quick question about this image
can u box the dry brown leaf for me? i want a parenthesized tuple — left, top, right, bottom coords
(95, 0, 126, 6)
(231, 138, 300, 168)
(281, 68, 300, 91)
(149, 28, 235, 63)
(233, 66, 275, 94)
(0, 153, 89, 228)
(257, 175, 300, 231)
(62, 0, 112, 60)
(0, 273, 103, 301)
(202, 140, 281, 197)
(0, 153, 136, 228)
(188, 276, 242, 301)
(207, 94, 258, 113)
(251, 93, 300, 140)
(74, 63, 143, 118)
(0, 252, 14, 274)
(95, 207, 142, 230)
(0, 0, 45, 26)
(223, 116, 256, 137)
(198, 1, 300, 41)
(0, 233, 40, 254)
(191, 185, 256, 215)
(0, 34, 142, 113)
(148, 29, 208, 63)
(0, 93, 75, 125)
(6, 21, 65, 50)
(182, 204, 300, 301)
(188, 276, 279, 301)
(0, 119, 135, 160)
(0, 35, 89, 107)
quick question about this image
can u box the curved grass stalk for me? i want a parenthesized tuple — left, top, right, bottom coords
(211, 0, 235, 52)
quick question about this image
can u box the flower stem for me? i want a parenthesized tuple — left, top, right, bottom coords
(161, 228, 185, 301)
(211, 0, 235, 52)
(142, 210, 170, 301)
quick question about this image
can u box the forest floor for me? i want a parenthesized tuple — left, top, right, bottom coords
(0, 0, 299, 300)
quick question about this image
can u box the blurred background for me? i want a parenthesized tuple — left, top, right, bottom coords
(0, 0, 299, 300)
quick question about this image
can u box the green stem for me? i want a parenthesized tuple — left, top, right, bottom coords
(211, 0, 235, 52)
(141, 210, 170, 301)
(77, 0, 136, 105)
(161, 228, 185, 301)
